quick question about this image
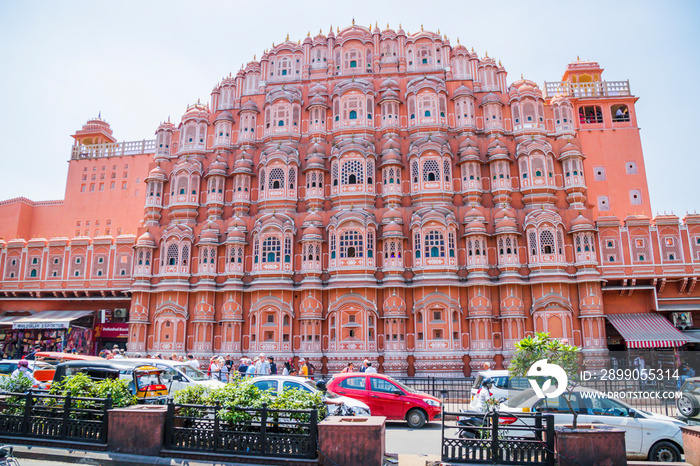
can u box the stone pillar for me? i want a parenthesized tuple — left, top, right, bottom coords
(318, 416, 386, 466)
(107, 405, 167, 456)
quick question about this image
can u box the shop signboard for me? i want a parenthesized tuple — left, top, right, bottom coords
(13, 322, 70, 330)
(94, 323, 129, 339)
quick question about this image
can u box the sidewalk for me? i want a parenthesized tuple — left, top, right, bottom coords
(13, 444, 293, 466)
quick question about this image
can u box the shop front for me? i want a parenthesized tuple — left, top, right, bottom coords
(0, 310, 95, 358)
(93, 322, 129, 354)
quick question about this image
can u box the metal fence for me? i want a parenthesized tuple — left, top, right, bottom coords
(442, 411, 555, 465)
(577, 377, 678, 417)
(395, 377, 475, 412)
(0, 391, 111, 444)
(164, 401, 318, 459)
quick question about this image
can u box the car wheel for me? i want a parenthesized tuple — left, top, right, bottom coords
(648, 441, 681, 462)
(406, 409, 427, 429)
(677, 394, 700, 418)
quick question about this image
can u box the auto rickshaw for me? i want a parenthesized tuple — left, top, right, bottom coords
(130, 365, 169, 404)
(53, 360, 169, 404)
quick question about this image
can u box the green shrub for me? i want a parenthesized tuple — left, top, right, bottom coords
(92, 378, 138, 408)
(0, 375, 33, 415)
(207, 379, 274, 424)
(173, 383, 211, 417)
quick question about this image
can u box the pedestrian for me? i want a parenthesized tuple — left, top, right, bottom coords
(24, 345, 42, 360)
(186, 354, 200, 369)
(360, 359, 370, 372)
(256, 353, 271, 375)
(113, 349, 124, 359)
(341, 362, 355, 373)
(225, 355, 234, 373)
(283, 359, 292, 376)
(11, 360, 38, 385)
(268, 356, 277, 375)
(364, 361, 377, 373)
(238, 358, 249, 377)
(299, 358, 309, 378)
(209, 356, 222, 380)
(219, 357, 229, 382)
(245, 358, 256, 377)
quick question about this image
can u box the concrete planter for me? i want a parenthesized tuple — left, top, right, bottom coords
(554, 424, 626, 466)
(318, 416, 385, 466)
(107, 405, 167, 456)
(682, 426, 700, 466)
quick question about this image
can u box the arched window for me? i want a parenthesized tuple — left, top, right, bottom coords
(284, 236, 292, 263)
(349, 110, 357, 119)
(262, 236, 281, 263)
(540, 230, 555, 255)
(424, 230, 445, 258)
(167, 244, 179, 266)
(268, 168, 285, 190)
(341, 159, 364, 185)
(422, 160, 440, 182)
(340, 230, 364, 258)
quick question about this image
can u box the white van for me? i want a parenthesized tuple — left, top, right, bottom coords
(135, 359, 225, 393)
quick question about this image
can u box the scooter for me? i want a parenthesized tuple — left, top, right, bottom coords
(457, 397, 507, 439)
(0, 445, 20, 466)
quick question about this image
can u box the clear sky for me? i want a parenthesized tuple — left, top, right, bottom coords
(0, 0, 698, 216)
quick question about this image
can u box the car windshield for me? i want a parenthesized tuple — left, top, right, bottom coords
(135, 371, 163, 389)
(383, 377, 416, 394)
(504, 388, 536, 408)
(303, 380, 341, 399)
(175, 365, 210, 381)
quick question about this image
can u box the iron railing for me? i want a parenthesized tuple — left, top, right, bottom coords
(395, 376, 475, 411)
(0, 391, 111, 444)
(164, 401, 318, 459)
(442, 411, 555, 465)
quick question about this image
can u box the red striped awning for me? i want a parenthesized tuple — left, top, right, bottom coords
(605, 313, 691, 348)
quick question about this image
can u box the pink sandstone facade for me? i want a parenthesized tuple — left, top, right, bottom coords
(1, 24, 699, 374)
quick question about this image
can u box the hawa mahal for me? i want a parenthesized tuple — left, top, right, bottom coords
(1, 24, 699, 375)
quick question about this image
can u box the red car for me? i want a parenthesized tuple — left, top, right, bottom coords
(326, 372, 441, 428)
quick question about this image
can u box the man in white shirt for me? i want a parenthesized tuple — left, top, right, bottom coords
(186, 354, 200, 370)
(11, 360, 38, 386)
(364, 361, 378, 374)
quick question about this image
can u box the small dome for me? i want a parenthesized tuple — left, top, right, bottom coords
(308, 141, 326, 156)
(381, 149, 402, 165)
(147, 166, 167, 181)
(228, 217, 247, 232)
(239, 100, 260, 113)
(458, 137, 480, 160)
(382, 207, 403, 223)
(481, 93, 501, 105)
(571, 214, 594, 231)
(136, 231, 156, 247)
(383, 221, 403, 235)
(227, 227, 246, 242)
(305, 211, 323, 224)
(309, 82, 328, 96)
(156, 120, 175, 132)
(215, 111, 234, 122)
(379, 77, 399, 91)
(208, 156, 228, 175)
(383, 137, 401, 152)
(200, 228, 219, 243)
(452, 84, 474, 99)
(302, 225, 323, 239)
(487, 138, 509, 158)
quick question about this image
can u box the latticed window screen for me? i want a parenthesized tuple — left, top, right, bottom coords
(167, 244, 179, 266)
(268, 168, 285, 189)
(632, 237, 650, 261)
(443, 159, 451, 182)
(181, 245, 189, 266)
(532, 157, 545, 177)
(414, 231, 421, 258)
(254, 237, 260, 263)
(201, 248, 209, 264)
(448, 232, 456, 257)
(367, 230, 374, 257)
(422, 160, 440, 182)
(330, 233, 336, 257)
(557, 230, 564, 255)
(341, 159, 364, 185)
(332, 163, 338, 185)
(315, 244, 320, 261)
(424, 230, 445, 258)
(411, 161, 419, 182)
(367, 160, 374, 183)
(661, 236, 681, 261)
(262, 236, 281, 263)
(340, 230, 364, 258)
(229, 246, 236, 263)
(259, 169, 265, 191)
(288, 168, 296, 189)
(540, 230, 555, 255)
(528, 230, 538, 256)
(284, 236, 292, 262)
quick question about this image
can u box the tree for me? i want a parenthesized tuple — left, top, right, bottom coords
(509, 332, 582, 429)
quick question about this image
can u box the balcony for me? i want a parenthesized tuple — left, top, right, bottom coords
(71, 139, 155, 159)
(544, 80, 631, 99)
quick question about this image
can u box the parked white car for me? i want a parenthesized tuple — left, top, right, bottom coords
(468, 370, 529, 410)
(499, 387, 685, 462)
(136, 359, 225, 393)
(250, 375, 371, 417)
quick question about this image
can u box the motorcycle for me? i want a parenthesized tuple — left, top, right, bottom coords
(0, 445, 20, 466)
(457, 397, 508, 439)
